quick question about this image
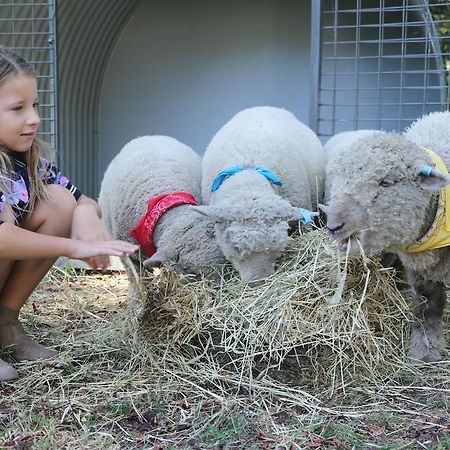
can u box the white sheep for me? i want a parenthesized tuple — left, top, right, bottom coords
(195, 106, 326, 282)
(322, 111, 450, 362)
(404, 111, 450, 156)
(324, 129, 381, 159)
(99, 135, 225, 285)
(324, 130, 381, 201)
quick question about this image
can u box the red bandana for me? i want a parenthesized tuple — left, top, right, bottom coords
(130, 192, 198, 256)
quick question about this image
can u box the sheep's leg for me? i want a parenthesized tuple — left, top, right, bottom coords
(409, 279, 446, 363)
(121, 256, 148, 314)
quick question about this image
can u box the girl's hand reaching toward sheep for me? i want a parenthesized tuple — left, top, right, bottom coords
(67, 239, 138, 265)
(0, 222, 138, 264)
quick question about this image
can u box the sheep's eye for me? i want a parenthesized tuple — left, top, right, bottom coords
(378, 179, 395, 187)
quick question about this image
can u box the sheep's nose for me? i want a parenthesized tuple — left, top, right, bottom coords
(327, 223, 345, 234)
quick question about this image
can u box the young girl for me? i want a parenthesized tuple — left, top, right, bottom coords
(0, 47, 138, 381)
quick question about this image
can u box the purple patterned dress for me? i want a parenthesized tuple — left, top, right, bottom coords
(0, 153, 82, 225)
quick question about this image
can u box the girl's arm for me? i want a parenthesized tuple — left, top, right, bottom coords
(71, 194, 118, 269)
(73, 194, 104, 223)
(0, 221, 137, 261)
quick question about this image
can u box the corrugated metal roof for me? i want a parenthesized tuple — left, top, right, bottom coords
(56, 0, 141, 197)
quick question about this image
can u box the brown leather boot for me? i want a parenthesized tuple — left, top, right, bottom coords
(0, 357, 18, 381)
(0, 305, 57, 361)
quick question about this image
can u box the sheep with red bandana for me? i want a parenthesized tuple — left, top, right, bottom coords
(99, 135, 225, 295)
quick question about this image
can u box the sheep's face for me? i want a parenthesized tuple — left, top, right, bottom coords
(215, 218, 290, 282)
(143, 208, 225, 277)
(323, 132, 450, 255)
(192, 201, 300, 282)
(176, 215, 226, 275)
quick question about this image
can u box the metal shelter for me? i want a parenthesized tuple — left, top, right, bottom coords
(1, 0, 449, 197)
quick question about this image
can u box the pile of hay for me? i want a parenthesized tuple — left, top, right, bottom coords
(136, 228, 413, 395)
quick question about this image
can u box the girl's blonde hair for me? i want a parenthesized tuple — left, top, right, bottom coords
(0, 46, 51, 217)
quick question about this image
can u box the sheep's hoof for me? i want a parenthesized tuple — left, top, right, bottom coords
(409, 348, 442, 363)
(409, 336, 442, 363)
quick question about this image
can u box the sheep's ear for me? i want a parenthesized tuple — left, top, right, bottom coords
(191, 205, 224, 222)
(142, 252, 165, 268)
(317, 203, 330, 215)
(190, 205, 213, 217)
(417, 163, 450, 191)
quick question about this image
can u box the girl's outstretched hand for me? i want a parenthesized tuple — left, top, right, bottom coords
(0, 222, 138, 264)
(68, 240, 138, 269)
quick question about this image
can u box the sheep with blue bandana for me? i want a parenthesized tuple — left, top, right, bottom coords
(322, 111, 450, 362)
(195, 106, 326, 282)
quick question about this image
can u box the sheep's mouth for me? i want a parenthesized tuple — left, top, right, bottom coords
(338, 233, 361, 252)
(338, 236, 352, 252)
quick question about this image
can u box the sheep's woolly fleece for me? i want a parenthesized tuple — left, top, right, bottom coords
(323, 129, 382, 201)
(99, 135, 202, 244)
(202, 106, 326, 210)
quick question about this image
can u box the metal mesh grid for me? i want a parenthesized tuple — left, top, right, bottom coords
(314, 0, 450, 138)
(0, 0, 57, 149)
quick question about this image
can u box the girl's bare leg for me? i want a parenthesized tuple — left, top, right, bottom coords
(0, 207, 19, 379)
(0, 185, 77, 361)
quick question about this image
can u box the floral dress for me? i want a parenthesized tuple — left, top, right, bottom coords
(0, 154, 82, 225)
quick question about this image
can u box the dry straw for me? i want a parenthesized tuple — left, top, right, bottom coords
(4, 242, 447, 448)
(137, 228, 413, 398)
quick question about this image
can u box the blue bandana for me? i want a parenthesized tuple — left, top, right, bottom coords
(211, 165, 283, 192)
(299, 208, 314, 225)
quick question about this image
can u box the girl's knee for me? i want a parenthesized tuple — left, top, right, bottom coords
(24, 185, 77, 236)
(44, 185, 77, 234)
(47, 184, 77, 207)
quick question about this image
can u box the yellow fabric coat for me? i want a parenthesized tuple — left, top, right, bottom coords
(404, 148, 450, 254)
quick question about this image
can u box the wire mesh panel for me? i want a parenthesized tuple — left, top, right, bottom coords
(0, 0, 57, 150)
(313, 0, 450, 138)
